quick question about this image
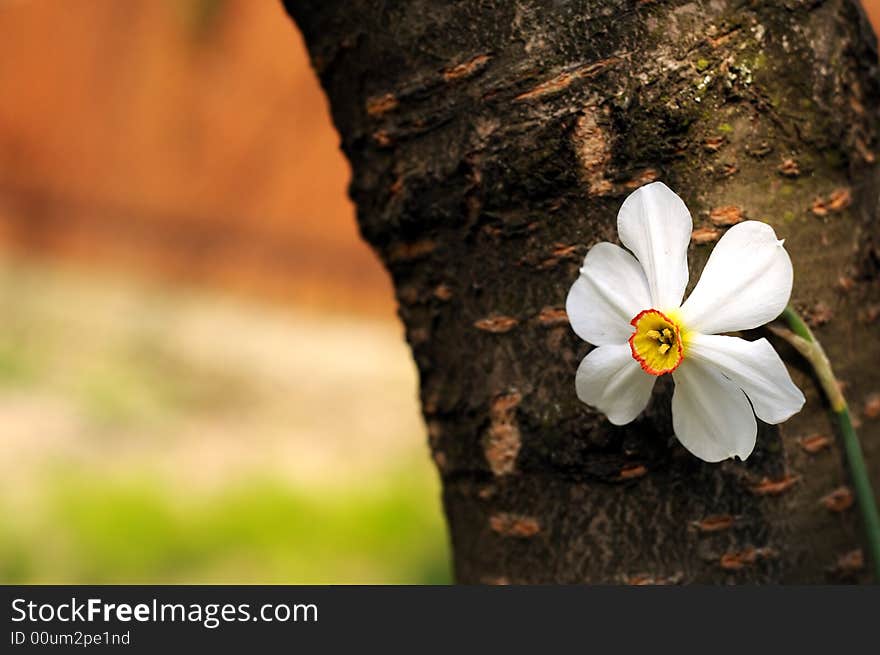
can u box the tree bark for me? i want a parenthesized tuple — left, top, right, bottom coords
(284, 0, 880, 583)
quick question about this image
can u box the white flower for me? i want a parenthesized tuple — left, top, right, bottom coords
(566, 181, 805, 462)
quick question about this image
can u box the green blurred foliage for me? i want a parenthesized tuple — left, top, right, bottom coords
(0, 260, 450, 585)
(0, 468, 448, 584)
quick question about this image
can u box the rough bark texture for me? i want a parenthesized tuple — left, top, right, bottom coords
(285, 0, 880, 583)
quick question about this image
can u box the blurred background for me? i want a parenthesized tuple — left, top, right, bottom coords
(1, 0, 879, 585)
(0, 0, 446, 584)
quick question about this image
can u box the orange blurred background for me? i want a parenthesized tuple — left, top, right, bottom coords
(0, 0, 393, 318)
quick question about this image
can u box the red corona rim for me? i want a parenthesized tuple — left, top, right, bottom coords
(628, 308, 684, 376)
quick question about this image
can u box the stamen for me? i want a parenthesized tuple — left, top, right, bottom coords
(662, 328, 673, 341)
(658, 343, 670, 355)
(646, 329, 662, 340)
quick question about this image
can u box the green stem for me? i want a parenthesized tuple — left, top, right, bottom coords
(779, 306, 813, 342)
(778, 306, 880, 581)
(836, 407, 880, 581)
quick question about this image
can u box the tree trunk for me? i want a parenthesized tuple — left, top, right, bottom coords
(284, 0, 880, 583)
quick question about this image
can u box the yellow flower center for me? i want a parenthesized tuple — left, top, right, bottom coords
(629, 309, 685, 375)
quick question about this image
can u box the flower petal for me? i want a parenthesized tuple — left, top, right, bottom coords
(671, 358, 757, 462)
(566, 242, 651, 346)
(680, 221, 793, 334)
(575, 343, 656, 425)
(686, 333, 805, 424)
(617, 181, 692, 310)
